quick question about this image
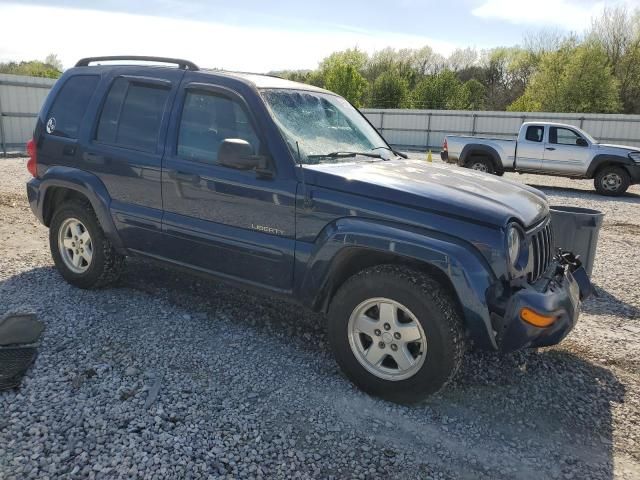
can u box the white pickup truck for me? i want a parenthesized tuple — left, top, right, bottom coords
(441, 122, 640, 196)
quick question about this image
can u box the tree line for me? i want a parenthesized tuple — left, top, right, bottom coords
(270, 7, 640, 114)
(2, 7, 638, 114)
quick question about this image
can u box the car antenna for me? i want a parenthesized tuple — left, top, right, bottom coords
(296, 141, 313, 209)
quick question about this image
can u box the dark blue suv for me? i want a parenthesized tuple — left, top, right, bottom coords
(26, 56, 590, 402)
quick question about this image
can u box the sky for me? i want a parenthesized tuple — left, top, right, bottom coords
(0, 0, 638, 72)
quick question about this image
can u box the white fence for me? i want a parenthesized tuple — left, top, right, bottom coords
(0, 73, 56, 155)
(361, 109, 640, 151)
(2, 73, 640, 155)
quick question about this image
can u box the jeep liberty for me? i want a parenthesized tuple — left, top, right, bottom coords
(26, 56, 591, 402)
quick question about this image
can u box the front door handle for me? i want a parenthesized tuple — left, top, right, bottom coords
(545, 147, 556, 151)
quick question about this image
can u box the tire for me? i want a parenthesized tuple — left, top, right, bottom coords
(466, 156, 494, 174)
(594, 166, 630, 196)
(328, 265, 465, 403)
(49, 200, 125, 289)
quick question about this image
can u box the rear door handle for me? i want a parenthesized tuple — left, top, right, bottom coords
(545, 147, 556, 151)
(63, 145, 76, 156)
(171, 171, 201, 183)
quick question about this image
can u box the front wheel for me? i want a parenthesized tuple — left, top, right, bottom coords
(594, 166, 630, 196)
(328, 265, 465, 403)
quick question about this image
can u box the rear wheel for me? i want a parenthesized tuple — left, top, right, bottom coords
(328, 265, 465, 403)
(594, 166, 630, 196)
(466, 156, 494, 174)
(49, 201, 125, 288)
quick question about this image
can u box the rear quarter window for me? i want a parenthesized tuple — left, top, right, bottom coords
(46, 75, 99, 139)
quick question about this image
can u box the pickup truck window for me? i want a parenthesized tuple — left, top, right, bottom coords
(177, 90, 260, 165)
(262, 89, 387, 164)
(96, 78, 170, 153)
(525, 126, 544, 142)
(46, 75, 99, 139)
(550, 127, 585, 146)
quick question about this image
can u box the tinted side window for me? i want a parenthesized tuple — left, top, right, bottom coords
(525, 126, 544, 142)
(177, 91, 260, 165)
(550, 127, 582, 146)
(47, 75, 99, 139)
(96, 78, 170, 152)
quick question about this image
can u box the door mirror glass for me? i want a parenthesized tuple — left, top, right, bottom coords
(576, 137, 588, 147)
(218, 138, 266, 171)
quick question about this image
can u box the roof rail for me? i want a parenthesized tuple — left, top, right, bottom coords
(75, 56, 199, 71)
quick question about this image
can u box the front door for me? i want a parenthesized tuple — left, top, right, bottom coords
(160, 80, 297, 292)
(542, 126, 591, 175)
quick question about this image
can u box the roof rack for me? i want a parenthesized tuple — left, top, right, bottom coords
(75, 56, 199, 71)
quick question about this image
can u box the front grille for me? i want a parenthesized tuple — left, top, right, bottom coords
(527, 219, 554, 283)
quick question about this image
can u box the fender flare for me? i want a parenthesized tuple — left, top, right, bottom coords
(459, 144, 504, 174)
(586, 154, 636, 178)
(298, 218, 499, 350)
(32, 166, 125, 250)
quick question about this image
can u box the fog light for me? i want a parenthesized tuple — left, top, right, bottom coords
(520, 308, 557, 328)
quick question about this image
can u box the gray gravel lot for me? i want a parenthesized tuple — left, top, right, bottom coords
(1, 156, 639, 479)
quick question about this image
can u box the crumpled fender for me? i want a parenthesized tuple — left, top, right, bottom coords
(297, 217, 499, 350)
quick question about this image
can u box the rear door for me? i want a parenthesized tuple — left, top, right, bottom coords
(82, 68, 183, 253)
(541, 126, 591, 175)
(159, 76, 297, 292)
(515, 125, 545, 171)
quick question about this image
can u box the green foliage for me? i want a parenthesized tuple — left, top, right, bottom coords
(323, 62, 368, 107)
(509, 42, 621, 113)
(271, 8, 640, 114)
(411, 70, 465, 109)
(0, 54, 62, 78)
(460, 79, 486, 110)
(368, 72, 409, 108)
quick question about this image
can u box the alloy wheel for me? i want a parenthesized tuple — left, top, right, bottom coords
(347, 298, 427, 381)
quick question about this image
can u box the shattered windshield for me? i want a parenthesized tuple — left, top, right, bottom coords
(261, 89, 390, 164)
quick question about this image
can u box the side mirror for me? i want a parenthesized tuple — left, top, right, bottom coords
(576, 137, 588, 147)
(217, 139, 271, 176)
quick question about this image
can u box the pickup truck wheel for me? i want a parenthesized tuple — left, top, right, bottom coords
(467, 157, 494, 174)
(594, 166, 630, 196)
(328, 265, 464, 403)
(49, 201, 125, 289)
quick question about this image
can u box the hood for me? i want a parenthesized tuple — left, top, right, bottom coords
(303, 160, 549, 228)
(596, 143, 640, 154)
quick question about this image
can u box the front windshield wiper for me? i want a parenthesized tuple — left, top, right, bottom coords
(370, 146, 408, 159)
(307, 151, 386, 160)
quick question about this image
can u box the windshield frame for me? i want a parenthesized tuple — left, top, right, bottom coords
(259, 87, 394, 165)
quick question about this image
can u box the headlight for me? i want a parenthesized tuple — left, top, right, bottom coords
(629, 152, 640, 164)
(506, 223, 526, 272)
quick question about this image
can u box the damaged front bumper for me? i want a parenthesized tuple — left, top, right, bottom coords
(490, 252, 592, 353)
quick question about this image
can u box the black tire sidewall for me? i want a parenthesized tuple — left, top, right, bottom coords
(467, 157, 494, 175)
(595, 166, 630, 196)
(328, 270, 459, 402)
(49, 202, 109, 289)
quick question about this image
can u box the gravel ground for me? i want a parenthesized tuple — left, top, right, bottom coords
(1, 156, 639, 479)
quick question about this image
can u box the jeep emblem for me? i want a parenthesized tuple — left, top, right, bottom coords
(46, 117, 56, 134)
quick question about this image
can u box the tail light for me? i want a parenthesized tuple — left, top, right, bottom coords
(26, 139, 37, 177)
(442, 138, 448, 152)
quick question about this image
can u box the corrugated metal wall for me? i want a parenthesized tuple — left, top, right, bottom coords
(2, 74, 640, 155)
(0, 74, 56, 155)
(361, 109, 640, 151)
